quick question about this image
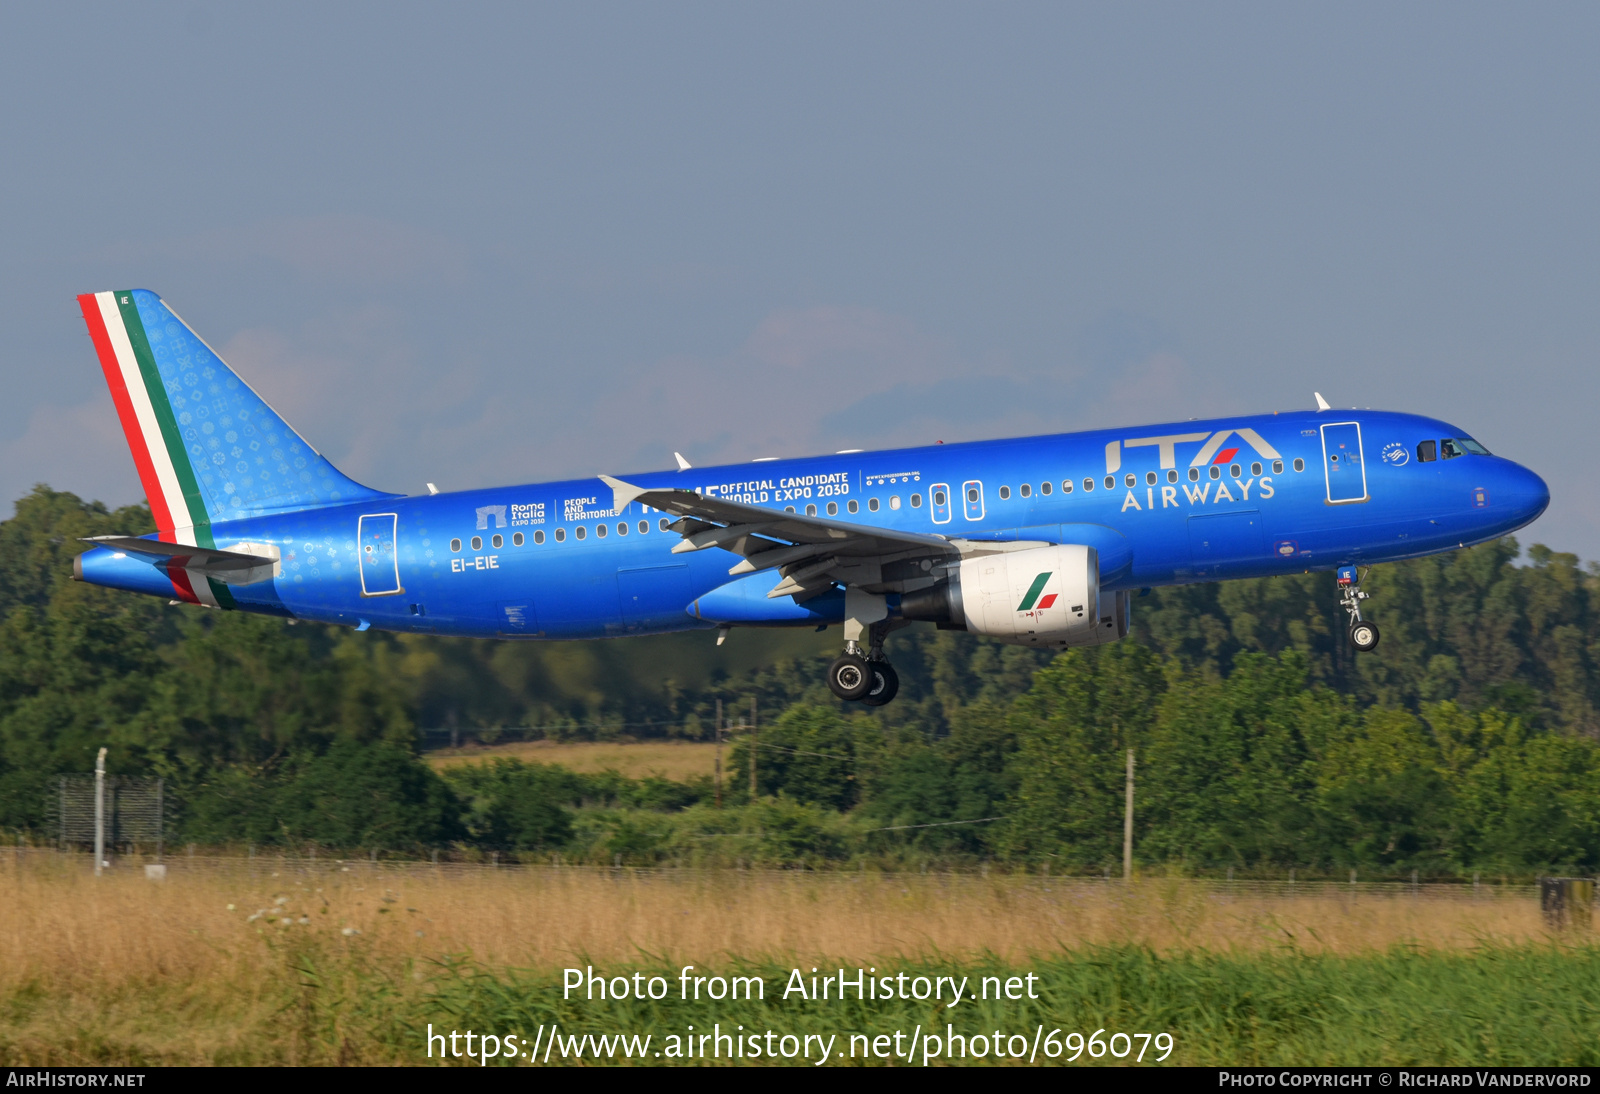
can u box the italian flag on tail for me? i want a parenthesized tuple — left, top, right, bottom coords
(78, 291, 233, 608)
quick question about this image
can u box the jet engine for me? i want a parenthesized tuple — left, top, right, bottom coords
(900, 543, 1128, 648)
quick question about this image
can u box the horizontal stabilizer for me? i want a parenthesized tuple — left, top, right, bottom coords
(80, 536, 281, 584)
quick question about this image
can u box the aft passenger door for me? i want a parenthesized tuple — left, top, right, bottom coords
(1320, 423, 1369, 504)
(357, 513, 403, 596)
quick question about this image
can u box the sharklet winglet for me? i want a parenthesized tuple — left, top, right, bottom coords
(600, 475, 650, 513)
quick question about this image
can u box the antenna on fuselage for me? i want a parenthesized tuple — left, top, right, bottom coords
(1314, 392, 1331, 411)
(674, 452, 692, 471)
(426, 483, 439, 495)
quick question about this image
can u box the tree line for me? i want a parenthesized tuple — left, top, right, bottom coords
(1, 485, 1595, 874)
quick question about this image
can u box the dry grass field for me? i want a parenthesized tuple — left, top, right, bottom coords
(2, 855, 1592, 1066)
(425, 739, 719, 781)
(0, 856, 1558, 984)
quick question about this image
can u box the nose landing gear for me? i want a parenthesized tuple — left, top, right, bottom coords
(1338, 565, 1380, 652)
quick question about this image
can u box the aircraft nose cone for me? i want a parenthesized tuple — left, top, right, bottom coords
(1503, 462, 1550, 524)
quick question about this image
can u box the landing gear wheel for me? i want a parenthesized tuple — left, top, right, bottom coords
(827, 653, 874, 701)
(1349, 620, 1380, 652)
(862, 662, 900, 707)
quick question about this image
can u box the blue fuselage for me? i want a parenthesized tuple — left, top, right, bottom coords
(78, 409, 1550, 638)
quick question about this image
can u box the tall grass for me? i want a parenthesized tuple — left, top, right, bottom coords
(1, 855, 1593, 1065)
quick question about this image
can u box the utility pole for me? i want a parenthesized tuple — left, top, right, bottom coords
(714, 699, 723, 809)
(94, 747, 107, 877)
(1123, 748, 1134, 881)
(749, 696, 758, 799)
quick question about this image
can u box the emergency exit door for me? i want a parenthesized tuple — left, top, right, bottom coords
(1320, 423, 1369, 504)
(358, 513, 403, 596)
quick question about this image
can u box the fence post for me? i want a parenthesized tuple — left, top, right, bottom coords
(94, 747, 107, 877)
(1122, 749, 1134, 881)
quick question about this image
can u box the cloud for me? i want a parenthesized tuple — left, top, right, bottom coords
(0, 397, 142, 516)
(23, 297, 1236, 514)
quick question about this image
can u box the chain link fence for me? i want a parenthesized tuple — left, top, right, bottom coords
(49, 774, 167, 858)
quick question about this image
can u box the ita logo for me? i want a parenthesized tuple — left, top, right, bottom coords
(1016, 572, 1057, 612)
(1380, 442, 1409, 467)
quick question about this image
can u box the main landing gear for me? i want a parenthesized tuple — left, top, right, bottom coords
(827, 621, 900, 706)
(1338, 564, 1380, 653)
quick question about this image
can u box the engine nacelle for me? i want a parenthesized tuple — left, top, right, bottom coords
(900, 544, 1128, 649)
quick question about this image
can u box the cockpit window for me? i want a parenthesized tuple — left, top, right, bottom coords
(1416, 440, 1436, 463)
(1442, 439, 1464, 459)
(1457, 437, 1490, 455)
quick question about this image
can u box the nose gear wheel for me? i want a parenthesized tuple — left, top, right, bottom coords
(1337, 565, 1379, 654)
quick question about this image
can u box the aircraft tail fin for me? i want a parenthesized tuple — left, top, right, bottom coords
(77, 290, 396, 545)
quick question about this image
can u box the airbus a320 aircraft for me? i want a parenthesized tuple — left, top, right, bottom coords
(72, 290, 1550, 706)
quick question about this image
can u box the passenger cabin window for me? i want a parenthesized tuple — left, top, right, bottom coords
(1060, 480, 1072, 494)
(1251, 462, 1262, 476)
(848, 499, 859, 513)
(889, 496, 901, 510)
(1417, 440, 1437, 462)
(554, 528, 566, 542)
(932, 490, 946, 506)
(575, 526, 586, 540)
(638, 521, 648, 534)
(513, 532, 524, 546)
(533, 530, 545, 544)
(1188, 467, 1200, 482)
(1082, 478, 1094, 492)
(1293, 458, 1305, 472)
(492, 534, 503, 548)
(450, 538, 462, 552)
(826, 501, 838, 516)
(911, 493, 922, 507)
(869, 498, 880, 512)
(1442, 439, 1464, 459)
(1145, 472, 1157, 486)
(1230, 464, 1242, 478)
(617, 522, 627, 535)
(1040, 481, 1052, 495)
(1208, 466, 1220, 480)
(596, 524, 606, 538)
(471, 536, 483, 551)
(1273, 460, 1284, 474)
(998, 486, 1010, 500)
(1167, 470, 1178, 483)
(659, 518, 670, 531)
(1125, 474, 1136, 488)
(1019, 483, 1031, 498)
(1103, 476, 1115, 489)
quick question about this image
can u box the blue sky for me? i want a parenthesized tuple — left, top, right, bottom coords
(3, 3, 1596, 558)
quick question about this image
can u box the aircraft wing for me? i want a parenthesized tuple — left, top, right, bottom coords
(601, 475, 1045, 600)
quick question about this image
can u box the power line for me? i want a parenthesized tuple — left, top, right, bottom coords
(866, 817, 1003, 833)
